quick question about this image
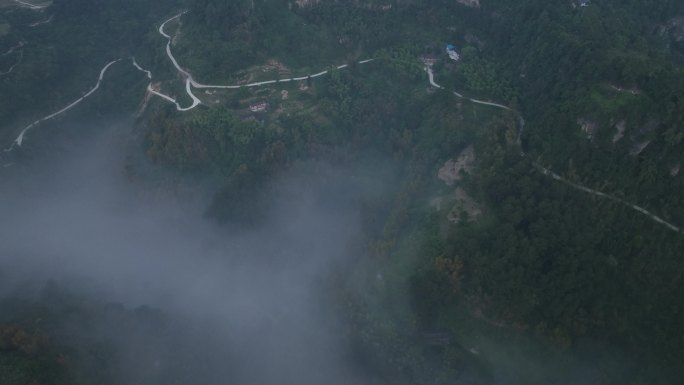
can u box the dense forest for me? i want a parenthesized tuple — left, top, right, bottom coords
(152, 1, 684, 383)
(1, 0, 684, 384)
(0, 0, 181, 144)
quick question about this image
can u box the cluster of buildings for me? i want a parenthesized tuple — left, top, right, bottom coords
(420, 43, 461, 67)
(420, 55, 438, 66)
(249, 101, 269, 112)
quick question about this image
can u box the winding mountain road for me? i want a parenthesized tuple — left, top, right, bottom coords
(0, 42, 25, 77)
(531, 163, 680, 232)
(12, 0, 49, 10)
(132, 56, 200, 112)
(427, 66, 510, 109)
(152, 13, 374, 109)
(2, 9, 679, 234)
(131, 58, 151, 79)
(4, 59, 120, 151)
(0, 51, 22, 77)
(425, 66, 682, 234)
(1, 41, 25, 57)
(5, 6, 373, 149)
(186, 58, 374, 90)
(28, 15, 53, 27)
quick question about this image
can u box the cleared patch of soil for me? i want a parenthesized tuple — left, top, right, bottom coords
(438, 145, 476, 186)
(447, 187, 482, 223)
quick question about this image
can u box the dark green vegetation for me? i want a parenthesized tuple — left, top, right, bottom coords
(162, 1, 684, 383)
(0, 283, 237, 385)
(2, 0, 684, 384)
(0, 324, 71, 385)
(0, 0, 181, 144)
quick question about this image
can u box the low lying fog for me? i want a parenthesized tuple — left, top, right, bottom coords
(0, 120, 374, 384)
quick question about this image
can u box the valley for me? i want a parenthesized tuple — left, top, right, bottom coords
(1, 1, 684, 384)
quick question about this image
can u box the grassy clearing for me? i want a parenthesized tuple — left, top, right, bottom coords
(590, 86, 642, 114)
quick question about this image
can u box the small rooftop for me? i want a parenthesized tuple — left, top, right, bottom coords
(249, 101, 269, 112)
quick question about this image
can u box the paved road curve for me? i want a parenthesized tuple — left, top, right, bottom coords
(154, 13, 374, 109)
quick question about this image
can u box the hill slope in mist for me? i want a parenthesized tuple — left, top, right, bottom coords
(1, 0, 684, 384)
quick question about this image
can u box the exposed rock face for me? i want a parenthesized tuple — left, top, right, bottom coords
(434, 145, 482, 224)
(630, 140, 651, 156)
(613, 120, 626, 143)
(629, 121, 659, 155)
(577, 118, 597, 140)
(456, 0, 480, 8)
(671, 163, 681, 177)
(438, 145, 476, 186)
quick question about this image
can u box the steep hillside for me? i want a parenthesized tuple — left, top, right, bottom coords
(1, 0, 683, 384)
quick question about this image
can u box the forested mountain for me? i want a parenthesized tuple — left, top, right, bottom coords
(1, 0, 683, 384)
(0, 0, 181, 144)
